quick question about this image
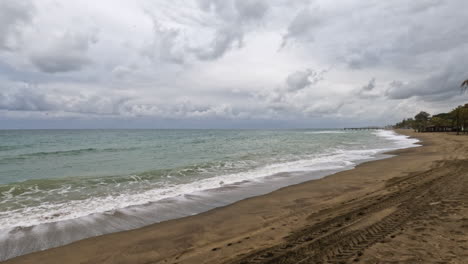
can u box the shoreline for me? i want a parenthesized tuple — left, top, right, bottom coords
(5, 130, 468, 263)
(0, 130, 415, 261)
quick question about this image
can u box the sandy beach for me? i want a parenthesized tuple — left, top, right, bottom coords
(4, 130, 468, 264)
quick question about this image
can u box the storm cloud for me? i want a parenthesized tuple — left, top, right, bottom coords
(29, 30, 98, 73)
(285, 68, 324, 92)
(0, 0, 467, 128)
(0, 0, 35, 51)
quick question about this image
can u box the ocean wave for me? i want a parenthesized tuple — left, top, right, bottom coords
(304, 130, 346, 134)
(373, 130, 420, 149)
(0, 146, 396, 230)
(0, 130, 421, 231)
(0, 144, 34, 151)
(0, 146, 140, 162)
(0, 146, 20, 151)
(26, 148, 98, 157)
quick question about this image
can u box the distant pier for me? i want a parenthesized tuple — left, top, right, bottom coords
(343, 127, 382, 130)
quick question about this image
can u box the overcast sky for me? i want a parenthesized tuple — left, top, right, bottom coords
(0, 0, 467, 128)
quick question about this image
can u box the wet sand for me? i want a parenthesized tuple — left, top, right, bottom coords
(4, 130, 468, 264)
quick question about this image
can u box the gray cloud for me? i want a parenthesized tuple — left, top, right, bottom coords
(0, 84, 130, 115)
(30, 54, 91, 74)
(198, 0, 268, 22)
(385, 63, 466, 101)
(1, 0, 468, 128)
(193, 0, 268, 60)
(29, 30, 98, 73)
(361, 78, 376, 92)
(250, 67, 329, 118)
(281, 7, 321, 48)
(345, 49, 380, 70)
(111, 65, 135, 80)
(355, 78, 380, 99)
(0, 82, 245, 120)
(234, 0, 269, 21)
(0, 0, 35, 51)
(141, 0, 269, 63)
(0, 85, 53, 112)
(192, 25, 244, 60)
(142, 14, 186, 64)
(408, 0, 443, 13)
(305, 100, 345, 116)
(283, 1, 468, 72)
(285, 68, 324, 92)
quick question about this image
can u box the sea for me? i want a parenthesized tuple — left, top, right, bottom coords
(0, 129, 419, 260)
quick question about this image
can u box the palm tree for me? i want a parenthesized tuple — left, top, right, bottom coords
(462, 79, 468, 92)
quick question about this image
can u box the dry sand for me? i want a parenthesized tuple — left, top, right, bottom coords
(4, 130, 468, 264)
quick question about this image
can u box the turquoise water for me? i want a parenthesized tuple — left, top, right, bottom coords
(0, 129, 418, 230)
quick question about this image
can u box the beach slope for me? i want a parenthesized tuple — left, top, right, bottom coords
(4, 130, 468, 264)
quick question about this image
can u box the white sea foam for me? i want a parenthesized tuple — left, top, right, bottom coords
(1, 152, 352, 229)
(0, 130, 420, 231)
(373, 129, 420, 149)
(0, 129, 423, 261)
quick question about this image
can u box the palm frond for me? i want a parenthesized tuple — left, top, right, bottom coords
(462, 79, 468, 92)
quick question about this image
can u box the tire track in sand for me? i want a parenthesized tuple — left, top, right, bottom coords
(226, 159, 466, 264)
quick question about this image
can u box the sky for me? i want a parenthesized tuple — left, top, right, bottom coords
(0, 0, 467, 129)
